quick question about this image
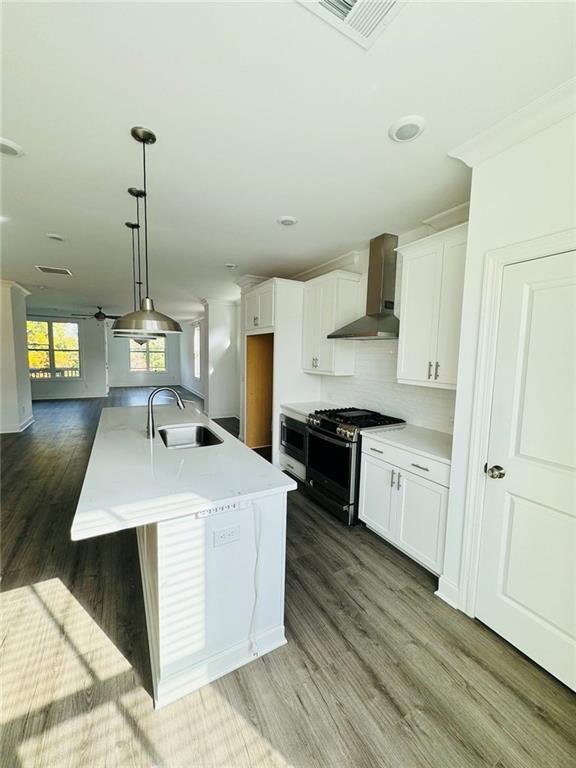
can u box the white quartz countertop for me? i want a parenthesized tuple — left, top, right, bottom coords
(361, 424, 453, 465)
(280, 401, 342, 419)
(71, 405, 296, 541)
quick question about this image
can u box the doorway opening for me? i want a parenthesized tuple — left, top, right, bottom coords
(245, 333, 273, 460)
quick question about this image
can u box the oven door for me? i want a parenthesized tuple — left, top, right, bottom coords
(306, 426, 356, 509)
(280, 415, 307, 465)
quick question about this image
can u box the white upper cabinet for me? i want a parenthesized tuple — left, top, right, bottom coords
(244, 282, 275, 331)
(301, 271, 360, 375)
(397, 223, 467, 389)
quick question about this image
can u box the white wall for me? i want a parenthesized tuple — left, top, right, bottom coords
(0, 281, 33, 432)
(440, 111, 576, 608)
(107, 326, 181, 387)
(204, 300, 239, 419)
(180, 318, 204, 397)
(30, 315, 108, 400)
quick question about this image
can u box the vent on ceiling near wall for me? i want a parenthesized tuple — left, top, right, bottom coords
(297, 0, 406, 49)
(35, 265, 73, 276)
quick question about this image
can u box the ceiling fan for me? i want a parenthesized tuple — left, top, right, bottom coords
(71, 306, 122, 322)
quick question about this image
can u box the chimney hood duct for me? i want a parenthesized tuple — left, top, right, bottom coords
(328, 233, 399, 340)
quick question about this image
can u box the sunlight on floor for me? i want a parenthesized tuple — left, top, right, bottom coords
(1, 578, 293, 767)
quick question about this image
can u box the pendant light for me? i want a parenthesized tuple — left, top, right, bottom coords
(113, 220, 160, 345)
(113, 192, 164, 343)
(112, 127, 182, 335)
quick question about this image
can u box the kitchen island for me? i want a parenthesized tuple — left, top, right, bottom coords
(71, 404, 296, 709)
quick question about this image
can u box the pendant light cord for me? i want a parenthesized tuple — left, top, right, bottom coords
(136, 197, 143, 305)
(142, 141, 150, 298)
(131, 226, 137, 311)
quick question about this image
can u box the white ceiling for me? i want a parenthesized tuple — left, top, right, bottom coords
(2, 1, 574, 319)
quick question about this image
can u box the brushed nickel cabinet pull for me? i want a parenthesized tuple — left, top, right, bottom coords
(411, 463, 429, 472)
(397, 472, 401, 490)
(427, 361, 433, 380)
(370, 447, 383, 454)
(434, 361, 440, 380)
(390, 469, 396, 487)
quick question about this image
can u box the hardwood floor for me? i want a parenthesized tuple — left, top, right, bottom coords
(1, 390, 575, 767)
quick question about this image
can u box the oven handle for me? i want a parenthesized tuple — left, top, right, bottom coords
(307, 426, 351, 449)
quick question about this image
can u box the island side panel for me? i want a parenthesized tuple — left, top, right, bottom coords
(138, 492, 289, 709)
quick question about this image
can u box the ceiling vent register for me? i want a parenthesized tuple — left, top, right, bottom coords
(297, 0, 406, 49)
(35, 265, 73, 276)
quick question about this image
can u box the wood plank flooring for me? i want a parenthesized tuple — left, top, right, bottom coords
(1, 390, 575, 768)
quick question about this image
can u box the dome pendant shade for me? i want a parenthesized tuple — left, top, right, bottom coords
(112, 297, 183, 334)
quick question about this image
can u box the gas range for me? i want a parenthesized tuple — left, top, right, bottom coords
(306, 407, 405, 442)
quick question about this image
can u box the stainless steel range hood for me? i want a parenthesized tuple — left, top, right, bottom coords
(328, 232, 399, 340)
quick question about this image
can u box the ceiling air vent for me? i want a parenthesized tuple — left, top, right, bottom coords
(296, 0, 406, 49)
(35, 265, 73, 276)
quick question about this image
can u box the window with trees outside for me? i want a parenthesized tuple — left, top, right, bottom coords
(193, 325, 201, 379)
(129, 337, 167, 372)
(27, 320, 81, 380)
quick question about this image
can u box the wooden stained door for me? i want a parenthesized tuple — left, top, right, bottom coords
(245, 333, 274, 449)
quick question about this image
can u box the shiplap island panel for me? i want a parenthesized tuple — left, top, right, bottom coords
(71, 404, 296, 708)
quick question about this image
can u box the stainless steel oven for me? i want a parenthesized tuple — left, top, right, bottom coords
(280, 415, 307, 465)
(305, 425, 359, 525)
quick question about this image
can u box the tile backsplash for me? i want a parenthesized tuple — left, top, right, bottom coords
(320, 340, 456, 434)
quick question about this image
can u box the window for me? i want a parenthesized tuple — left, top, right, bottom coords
(193, 325, 201, 379)
(129, 337, 167, 372)
(27, 320, 81, 380)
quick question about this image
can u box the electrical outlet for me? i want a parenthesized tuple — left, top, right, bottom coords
(213, 525, 240, 547)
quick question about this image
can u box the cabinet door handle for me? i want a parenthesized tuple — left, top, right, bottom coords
(427, 361, 433, 380)
(370, 447, 383, 454)
(411, 463, 429, 472)
(434, 361, 440, 380)
(286, 462, 294, 470)
(397, 472, 401, 490)
(390, 469, 395, 487)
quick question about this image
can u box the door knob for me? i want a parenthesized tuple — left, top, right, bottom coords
(486, 465, 506, 479)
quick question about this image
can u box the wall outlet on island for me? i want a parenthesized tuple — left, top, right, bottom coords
(213, 525, 241, 547)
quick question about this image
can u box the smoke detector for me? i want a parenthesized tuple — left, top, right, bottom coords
(388, 115, 427, 143)
(0, 138, 24, 157)
(277, 216, 298, 226)
(46, 233, 65, 241)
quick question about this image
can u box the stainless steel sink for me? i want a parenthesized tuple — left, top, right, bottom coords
(158, 423, 223, 449)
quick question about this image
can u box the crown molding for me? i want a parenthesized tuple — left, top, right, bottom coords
(293, 250, 363, 281)
(0, 279, 31, 296)
(234, 274, 268, 293)
(200, 297, 239, 307)
(449, 77, 576, 168)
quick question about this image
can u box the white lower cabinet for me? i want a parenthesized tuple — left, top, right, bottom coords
(359, 449, 448, 574)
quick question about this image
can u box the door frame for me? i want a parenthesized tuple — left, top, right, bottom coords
(460, 227, 576, 616)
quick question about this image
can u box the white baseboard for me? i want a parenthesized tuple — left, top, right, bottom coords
(435, 576, 461, 610)
(32, 392, 107, 400)
(155, 626, 287, 709)
(0, 414, 34, 434)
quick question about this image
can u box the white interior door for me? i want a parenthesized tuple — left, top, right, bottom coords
(476, 250, 576, 690)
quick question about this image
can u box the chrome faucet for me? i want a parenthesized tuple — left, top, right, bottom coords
(147, 387, 185, 439)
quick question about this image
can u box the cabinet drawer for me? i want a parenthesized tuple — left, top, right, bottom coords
(279, 453, 305, 481)
(361, 435, 450, 487)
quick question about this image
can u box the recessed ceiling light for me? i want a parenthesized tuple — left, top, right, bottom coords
(224, 263, 238, 270)
(0, 137, 24, 157)
(388, 115, 427, 143)
(0, 215, 9, 223)
(46, 233, 65, 241)
(277, 216, 298, 226)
